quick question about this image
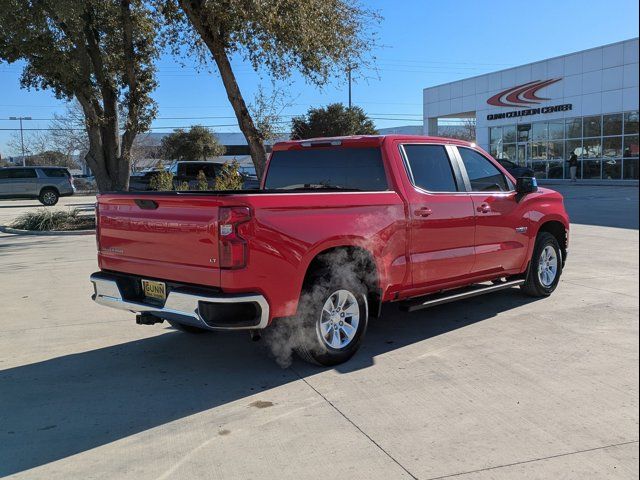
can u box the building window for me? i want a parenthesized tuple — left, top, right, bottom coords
(582, 138, 601, 158)
(566, 139, 583, 158)
(548, 141, 564, 160)
(566, 118, 582, 138)
(623, 160, 639, 179)
(603, 114, 623, 136)
(517, 124, 531, 142)
(532, 122, 548, 141)
(548, 121, 564, 140)
(490, 127, 502, 144)
(583, 116, 602, 137)
(503, 125, 517, 142)
(624, 111, 639, 134)
(489, 111, 638, 180)
(582, 160, 602, 179)
(603, 136, 623, 158)
(603, 159, 622, 180)
(624, 135, 639, 158)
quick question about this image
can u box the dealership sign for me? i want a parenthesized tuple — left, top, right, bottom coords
(486, 78, 572, 120)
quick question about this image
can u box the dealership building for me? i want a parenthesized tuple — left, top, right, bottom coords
(423, 38, 639, 181)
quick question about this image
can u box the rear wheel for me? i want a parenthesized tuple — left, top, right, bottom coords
(521, 232, 563, 297)
(39, 188, 59, 206)
(295, 274, 368, 366)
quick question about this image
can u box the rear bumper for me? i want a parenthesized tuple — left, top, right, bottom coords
(90, 272, 270, 330)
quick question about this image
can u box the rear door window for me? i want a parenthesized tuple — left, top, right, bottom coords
(458, 148, 510, 192)
(182, 163, 219, 177)
(41, 168, 69, 178)
(9, 168, 37, 179)
(265, 147, 388, 191)
(402, 144, 459, 192)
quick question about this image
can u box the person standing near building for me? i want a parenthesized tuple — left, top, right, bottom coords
(568, 152, 579, 182)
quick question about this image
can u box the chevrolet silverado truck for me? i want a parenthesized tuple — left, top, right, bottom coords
(90, 135, 569, 366)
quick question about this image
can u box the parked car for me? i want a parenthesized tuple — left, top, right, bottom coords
(0, 166, 75, 205)
(496, 159, 535, 178)
(171, 161, 257, 190)
(129, 162, 255, 191)
(128, 170, 159, 191)
(90, 135, 569, 366)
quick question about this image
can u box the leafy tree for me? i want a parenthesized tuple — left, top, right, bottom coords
(48, 101, 90, 166)
(0, 0, 159, 192)
(7, 130, 77, 167)
(249, 85, 296, 143)
(156, 0, 379, 179)
(161, 125, 225, 160)
(291, 103, 377, 139)
(27, 151, 78, 169)
(214, 161, 243, 190)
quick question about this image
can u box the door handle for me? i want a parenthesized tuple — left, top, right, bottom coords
(477, 203, 491, 214)
(414, 207, 433, 217)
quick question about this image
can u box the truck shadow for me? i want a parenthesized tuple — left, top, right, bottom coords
(0, 289, 539, 476)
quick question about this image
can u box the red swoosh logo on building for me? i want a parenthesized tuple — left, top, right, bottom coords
(487, 79, 561, 107)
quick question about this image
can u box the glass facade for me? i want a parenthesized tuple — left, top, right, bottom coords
(489, 110, 639, 180)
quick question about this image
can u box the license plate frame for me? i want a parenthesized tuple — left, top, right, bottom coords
(141, 279, 167, 302)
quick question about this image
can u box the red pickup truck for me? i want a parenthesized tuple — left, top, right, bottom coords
(91, 135, 569, 365)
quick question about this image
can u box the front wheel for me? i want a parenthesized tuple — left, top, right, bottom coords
(521, 232, 563, 297)
(39, 188, 59, 206)
(295, 276, 369, 366)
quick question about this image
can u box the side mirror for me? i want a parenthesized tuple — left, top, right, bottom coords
(516, 176, 538, 195)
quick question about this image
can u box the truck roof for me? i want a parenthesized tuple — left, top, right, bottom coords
(272, 134, 477, 151)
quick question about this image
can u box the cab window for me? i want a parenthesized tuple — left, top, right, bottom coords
(458, 148, 509, 192)
(402, 144, 459, 192)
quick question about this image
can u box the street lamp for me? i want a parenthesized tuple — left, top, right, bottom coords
(9, 116, 32, 166)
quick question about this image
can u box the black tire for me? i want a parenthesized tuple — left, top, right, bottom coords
(167, 320, 210, 334)
(294, 272, 369, 366)
(521, 232, 563, 297)
(39, 188, 59, 206)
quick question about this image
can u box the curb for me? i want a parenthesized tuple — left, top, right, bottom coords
(0, 225, 96, 236)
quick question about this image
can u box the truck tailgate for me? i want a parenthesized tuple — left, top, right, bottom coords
(97, 194, 223, 287)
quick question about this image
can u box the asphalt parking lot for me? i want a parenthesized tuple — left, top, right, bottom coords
(0, 186, 638, 479)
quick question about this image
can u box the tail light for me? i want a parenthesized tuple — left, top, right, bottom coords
(95, 201, 101, 251)
(218, 206, 251, 269)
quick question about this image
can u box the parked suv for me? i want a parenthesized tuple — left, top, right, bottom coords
(0, 166, 75, 205)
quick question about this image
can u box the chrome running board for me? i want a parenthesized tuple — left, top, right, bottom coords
(400, 279, 525, 312)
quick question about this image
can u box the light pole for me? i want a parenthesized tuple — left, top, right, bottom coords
(347, 65, 352, 108)
(9, 116, 32, 166)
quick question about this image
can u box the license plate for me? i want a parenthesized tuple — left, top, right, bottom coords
(141, 279, 166, 302)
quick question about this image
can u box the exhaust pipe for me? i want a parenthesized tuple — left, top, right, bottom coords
(249, 330, 261, 342)
(136, 313, 164, 325)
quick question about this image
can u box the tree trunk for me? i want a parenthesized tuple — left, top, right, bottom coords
(78, 101, 130, 193)
(178, 0, 268, 180)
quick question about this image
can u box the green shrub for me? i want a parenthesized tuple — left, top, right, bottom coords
(149, 170, 174, 191)
(214, 161, 243, 190)
(196, 169, 208, 191)
(11, 208, 95, 231)
(175, 181, 190, 191)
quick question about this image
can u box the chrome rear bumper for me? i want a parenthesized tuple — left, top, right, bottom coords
(90, 272, 269, 331)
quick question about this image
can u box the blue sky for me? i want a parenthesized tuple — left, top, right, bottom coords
(1, 0, 638, 156)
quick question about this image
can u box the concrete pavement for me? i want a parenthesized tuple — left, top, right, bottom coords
(0, 187, 638, 479)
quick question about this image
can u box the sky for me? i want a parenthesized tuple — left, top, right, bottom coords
(1, 0, 639, 157)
